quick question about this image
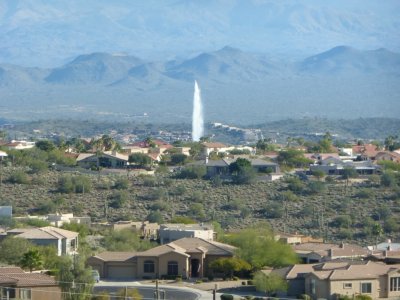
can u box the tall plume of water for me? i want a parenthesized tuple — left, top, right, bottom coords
(192, 80, 204, 141)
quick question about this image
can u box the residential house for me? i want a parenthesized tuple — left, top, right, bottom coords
(76, 151, 128, 169)
(309, 157, 380, 175)
(46, 213, 91, 227)
(352, 144, 379, 160)
(304, 153, 341, 164)
(304, 261, 400, 300)
(159, 223, 214, 244)
(12, 226, 78, 256)
(87, 237, 236, 280)
(375, 151, 400, 163)
(0, 267, 61, 300)
(275, 232, 323, 245)
(273, 261, 400, 299)
(201, 142, 230, 157)
(5, 140, 35, 150)
(293, 242, 369, 263)
(201, 157, 279, 177)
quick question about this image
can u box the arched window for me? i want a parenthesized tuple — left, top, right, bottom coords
(144, 260, 155, 273)
(167, 261, 178, 276)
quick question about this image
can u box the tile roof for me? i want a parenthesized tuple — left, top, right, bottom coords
(17, 226, 78, 240)
(328, 261, 400, 280)
(138, 243, 190, 257)
(202, 142, 228, 148)
(0, 267, 57, 287)
(172, 238, 236, 256)
(93, 252, 137, 262)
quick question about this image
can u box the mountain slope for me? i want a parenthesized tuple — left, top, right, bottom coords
(45, 53, 143, 84)
(299, 46, 400, 74)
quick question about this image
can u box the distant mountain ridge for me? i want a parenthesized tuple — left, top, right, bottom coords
(0, 45, 399, 123)
(1, 46, 399, 87)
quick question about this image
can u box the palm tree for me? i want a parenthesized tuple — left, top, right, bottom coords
(20, 249, 43, 272)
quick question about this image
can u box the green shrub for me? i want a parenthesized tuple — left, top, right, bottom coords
(220, 294, 234, 300)
(114, 177, 129, 190)
(8, 170, 29, 184)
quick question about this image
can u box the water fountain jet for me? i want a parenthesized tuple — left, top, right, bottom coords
(192, 80, 204, 141)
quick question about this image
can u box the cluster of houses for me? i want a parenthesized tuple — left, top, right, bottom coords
(2, 137, 400, 181)
(1, 213, 400, 299)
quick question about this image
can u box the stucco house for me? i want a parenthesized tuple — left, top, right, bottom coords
(13, 226, 79, 256)
(293, 242, 369, 263)
(76, 151, 128, 169)
(0, 267, 61, 300)
(201, 157, 279, 177)
(159, 223, 214, 244)
(273, 261, 400, 299)
(87, 237, 236, 280)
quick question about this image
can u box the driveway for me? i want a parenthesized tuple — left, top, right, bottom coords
(94, 281, 216, 300)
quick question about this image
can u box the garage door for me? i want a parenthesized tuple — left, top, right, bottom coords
(107, 266, 135, 279)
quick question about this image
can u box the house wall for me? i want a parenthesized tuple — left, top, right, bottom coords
(157, 252, 189, 279)
(19, 286, 62, 300)
(136, 257, 159, 279)
(305, 276, 330, 300)
(329, 279, 380, 300)
(287, 278, 306, 297)
(387, 274, 400, 298)
(87, 258, 105, 278)
(159, 229, 214, 244)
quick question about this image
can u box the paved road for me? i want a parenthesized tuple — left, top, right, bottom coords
(94, 282, 215, 300)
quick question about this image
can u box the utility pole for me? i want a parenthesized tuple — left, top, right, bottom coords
(124, 286, 128, 300)
(155, 279, 159, 300)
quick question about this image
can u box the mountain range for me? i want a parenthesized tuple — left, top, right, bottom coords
(0, 46, 399, 124)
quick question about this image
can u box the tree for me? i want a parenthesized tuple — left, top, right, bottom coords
(223, 224, 298, 270)
(229, 158, 256, 185)
(176, 165, 206, 179)
(35, 140, 56, 152)
(170, 153, 188, 165)
(341, 167, 358, 187)
(20, 249, 43, 272)
(129, 153, 152, 168)
(277, 149, 312, 169)
(381, 172, 397, 188)
(0, 237, 33, 265)
(56, 255, 94, 300)
(311, 170, 325, 181)
(146, 211, 164, 224)
(253, 272, 288, 296)
(209, 257, 251, 279)
(102, 229, 153, 251)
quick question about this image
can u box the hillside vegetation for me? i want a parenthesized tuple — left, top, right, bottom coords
(1, 166, 399, 246)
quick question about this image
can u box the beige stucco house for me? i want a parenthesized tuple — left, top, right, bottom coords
(0, 267, 61, 300)
(87, 237, 236, 280)
(273, 261, 400, 299)
(14, 226, 79, 256)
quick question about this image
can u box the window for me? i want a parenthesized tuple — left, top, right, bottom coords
(20, 288, 31, 300)
(390, 277, 400, 292)
(361, 282, 372, 294)
(144, 260, 155, 273)
(167, 261, 178, 276)
(343, 283, 352, 289)
(310, 278, 316, 295)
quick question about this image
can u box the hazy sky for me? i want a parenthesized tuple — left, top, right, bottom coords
(0, 0, 399, 66)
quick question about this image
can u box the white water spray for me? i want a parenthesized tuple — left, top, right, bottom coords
(192, 80, 204, 141)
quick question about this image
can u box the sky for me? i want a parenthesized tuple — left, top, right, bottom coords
(0, 0, 399, 67)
